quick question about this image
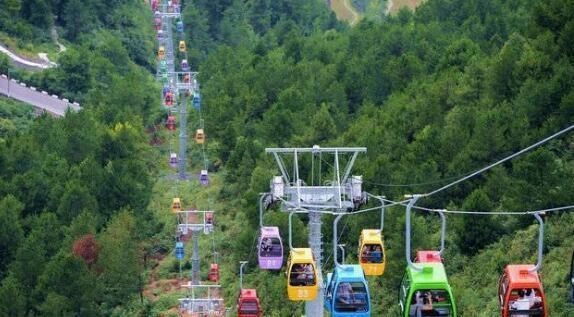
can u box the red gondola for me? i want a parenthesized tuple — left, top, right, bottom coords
(166, 115, 176, 131)
(498, 213, 547, 317)
(415, 250, 442, 263)
(498, 265, 547, 317)
(238, 289, 262, 317)
(206, 212, 214, 225)
(164, 91, 173, 106)
(208, 263, 219, 283)
(154, 17, 161, 31)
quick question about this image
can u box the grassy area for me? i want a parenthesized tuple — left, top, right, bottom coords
(0, 32, 60, 62)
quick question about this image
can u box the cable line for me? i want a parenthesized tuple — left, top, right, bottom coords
(421, 124, 574, 198)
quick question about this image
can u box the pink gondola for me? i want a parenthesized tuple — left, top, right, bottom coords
(257, 226, 283, 270)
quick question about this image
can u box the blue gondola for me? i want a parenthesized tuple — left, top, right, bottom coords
(193, 93, 201, 109)
(176, 20, 184, 33)
(162, 85, 170, 97)
(325, 265, 370, 316)
(175, 242, 184, 260)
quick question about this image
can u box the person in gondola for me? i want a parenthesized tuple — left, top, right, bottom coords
(261, 238, 272, 255)
(336, 282, 354, 309)
(510, 290, 530, 317)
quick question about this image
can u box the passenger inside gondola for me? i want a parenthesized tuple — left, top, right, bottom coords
(335, 282, 369, 312)
(361, 244, 383, 263)
(410, 290, 452, 317)
(290, 264, 315, 286)
(260, 237, 282, 257)
(508, 289, 543, 316)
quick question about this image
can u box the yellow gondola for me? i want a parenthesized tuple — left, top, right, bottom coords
(172, 197, 181, 213)
(195, 128, 205, 144)
(286, 248, 318, 301)
(158, 46, 165, 59)
(179, 40, 186, 52)
(358, 229, 385, 276)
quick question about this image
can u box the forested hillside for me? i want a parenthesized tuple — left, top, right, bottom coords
(1, 0, 574, 316)
(0, 0, 161, 316)
(195, 0, 574, 315)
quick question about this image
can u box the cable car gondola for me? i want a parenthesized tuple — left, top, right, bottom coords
(206, 212, 214, 225)
(192, 93, 201, 109)
(498, 213, 546, 317)
(399, 263, 457, 317)
(166, 115, 176, 131)
(199, 169, 209, 186)
(179, 40, 186, 52)
(169, 153, 178, 168)
(358, 229, 385, 276)
(154, 17, 161, 31)
(159, 60, 167, 74)
(208, 263, 219, 283)
(326, 214, 371, 316)
(257, 226, 283, 270)
(498, 265, 546, 317)
(238, 261, 263, 317)
(325, 265, 370, 316)
(175, 241, 184, 260)
(195, 129, 205, 144)
(415, 251, 442, 263)
(287, 248, 318, 301)
(160, 72, 169, 84)
(171, 197, 181, 213)
(238, 289, 262, 317)
(181, 59, 189, 71)
(164, 91, 173, 106)
(400, 197, 457, 317)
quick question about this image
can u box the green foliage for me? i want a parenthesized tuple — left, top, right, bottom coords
(188, 0, 574, 315)
(0, 195, 24, 277)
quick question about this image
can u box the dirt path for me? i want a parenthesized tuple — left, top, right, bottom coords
(387, 0, 425, 14)
(143, 254, 185, 301)
(331, 0, 360, 25)
(0, 43, 56, 70)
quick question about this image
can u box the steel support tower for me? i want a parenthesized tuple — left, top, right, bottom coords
(178, 96, 188, 179)
(191, 228, 200, 284)
(266, 146, 367, 316)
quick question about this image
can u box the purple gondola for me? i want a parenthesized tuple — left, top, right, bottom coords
(258, 226, 283, 270)
(181, 59, 190, 71)
(199, 169, 208, 186)
(170, 153, 178, 167)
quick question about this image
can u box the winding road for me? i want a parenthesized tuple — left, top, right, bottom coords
(0, 34, 80, 117)
(0, 75, 80, 116)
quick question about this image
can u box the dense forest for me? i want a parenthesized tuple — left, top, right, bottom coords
(0, 0, 574, 316)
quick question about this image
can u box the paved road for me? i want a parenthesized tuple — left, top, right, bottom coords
(0, 75, 80, 117)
